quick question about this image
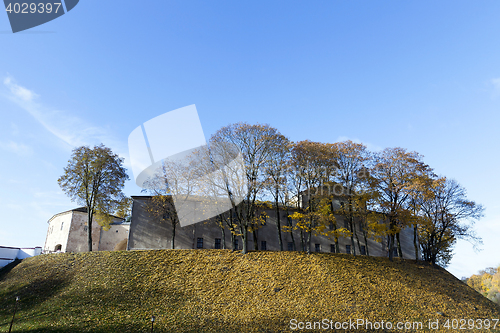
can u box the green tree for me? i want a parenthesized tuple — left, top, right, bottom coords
(58, 144, 129, 251)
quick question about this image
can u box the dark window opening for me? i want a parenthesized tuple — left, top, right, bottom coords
(329, 221, 333, 230)
(346, 245, 351, 254)
(197, 238, 203, 249)
(361, 245, 366, 255)
(234, 239, 239, 250)
(54, 244, 62, 252)
(330, 244, 335, 253)
(287, 242, 294, 251)
(261, 241, 267, 251)
(315, 244, 321, 252)
(214, 238, 221, 249)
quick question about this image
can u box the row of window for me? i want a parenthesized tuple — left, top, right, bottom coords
(196, 238, 374, 255)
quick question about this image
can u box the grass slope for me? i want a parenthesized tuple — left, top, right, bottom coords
(0, 250, 499, 332)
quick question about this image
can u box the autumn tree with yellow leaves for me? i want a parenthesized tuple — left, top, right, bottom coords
(58, 144, 129, 252)
(369, 147, 433, 261)
(466, 266, 500, 305)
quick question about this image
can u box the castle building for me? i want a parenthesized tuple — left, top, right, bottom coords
(44, 207, 130, 253)
(127, 196, 419, 259)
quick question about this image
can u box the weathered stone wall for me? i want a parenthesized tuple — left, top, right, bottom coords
(66, 211, 102, 252)
(128, 196, 419, 259)
(44, 209, 128, 253)
(99, 223, 130, 251)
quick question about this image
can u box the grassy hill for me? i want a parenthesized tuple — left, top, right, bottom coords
(1, 250, 499, 332)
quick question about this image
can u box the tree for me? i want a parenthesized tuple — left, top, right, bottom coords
(145, 195, 179, 249)
(290, 141, 331, 253)
(418, 178, 484, 266)
(466, 265, 500, 305)
(329, 140, 370, 255)
(58, 144, 129, 251)
(369, 147, 432, 261)
(262, 134, 292, 251)
(210, 122, 282, 254)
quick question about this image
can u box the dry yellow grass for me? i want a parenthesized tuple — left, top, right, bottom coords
(0, 250, 499, 332)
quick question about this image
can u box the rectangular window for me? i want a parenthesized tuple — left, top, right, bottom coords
(214, 238, 221, 249)
(344, 219, 349, 229)
(315, 244, 321, 252)
(346, 245, 351, 254)
(234, 239, 239, 249)
(197, 238, 203, 249)
(393, 248, 399, 257)
(261, 241, 267, 251)
(361, 245, 366, 255)
(287, 242, 294, 251)
(330, 244, 335, 253)
(61, 222, 64, 230)
(329, 221, 333, 230)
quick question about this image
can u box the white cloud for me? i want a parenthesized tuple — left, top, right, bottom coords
(335, 136, 383, 152)
(0, 140, 33, 156)
(2, 76, 127, 157)
(4, 77, 39, 101)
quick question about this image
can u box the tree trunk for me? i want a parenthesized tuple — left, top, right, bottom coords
(275, 202, 283, 251)
(231, 232, 236, 251)
(354, 220, 362, 254)
(87, 209, 93, 252)
(348, 201, 356, 255)
(396, 232, 403, 259)
(171, 221, 176, 249)
(253, 228, 259, 251)
(330, 202, 339, 253)
(286, 210, 296, 251)
(388, 234, 394, 261)
(349, 220, 356, 256)
(413, 225, 419, 261)
(363, 231, 369, 256)
(221, 224, 226, 249)
(242, 226, 248, 254)
(306, 229, 311, 254)
(300, 229, 305, 252)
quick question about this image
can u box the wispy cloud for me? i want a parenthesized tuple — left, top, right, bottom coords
(335, 136, 383, 152)
(2, 75, 132, 169)
(0, 140, 33, 156)
(2, 76, 123, 152)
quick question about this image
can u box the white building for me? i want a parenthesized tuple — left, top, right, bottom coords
(0, 246, 42, 268)
(44, 207, 130, 253)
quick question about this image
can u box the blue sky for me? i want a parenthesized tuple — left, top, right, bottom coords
(1, 1, 499, 278)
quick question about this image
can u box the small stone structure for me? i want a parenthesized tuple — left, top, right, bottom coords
(44, 207, 130, 253)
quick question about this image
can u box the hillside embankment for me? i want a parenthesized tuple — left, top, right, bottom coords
(1, 250, 499, 332)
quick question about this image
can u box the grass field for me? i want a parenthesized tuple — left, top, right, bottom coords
(1, 250, 499, 332)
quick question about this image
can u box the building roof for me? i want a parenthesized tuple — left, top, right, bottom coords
(47, 207, 125, 224)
